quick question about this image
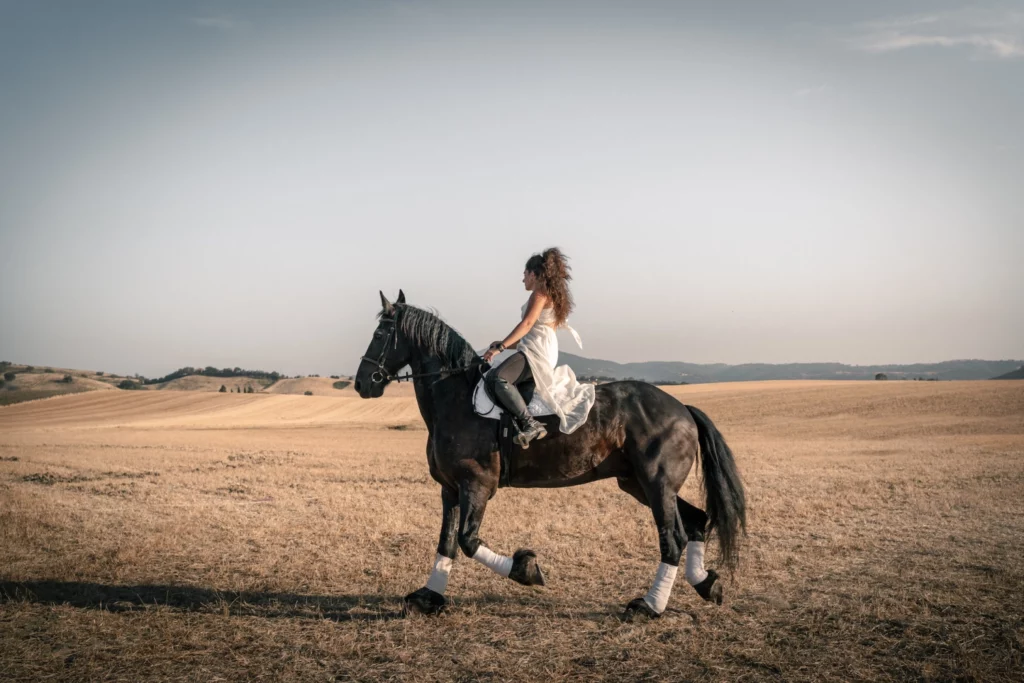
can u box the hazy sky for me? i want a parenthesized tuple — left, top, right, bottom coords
(1, 0, 1021, 377)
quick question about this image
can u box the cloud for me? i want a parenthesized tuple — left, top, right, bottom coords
(190, 16, 247, 32)
(850, 8, 1024, 60)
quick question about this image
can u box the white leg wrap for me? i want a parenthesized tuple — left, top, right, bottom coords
(685, 541, 709, 585)
(643, 562, 678, 614)
(425, 553, 453, 594)
(472, 545, 513, 578)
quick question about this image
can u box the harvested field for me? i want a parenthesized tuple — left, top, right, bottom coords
(1, 380, 1022, 681)
(263, 377, 357, 397)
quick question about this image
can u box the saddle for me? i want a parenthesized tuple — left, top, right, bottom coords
(495, 411, 562, 487)
(475, 369, 560, 487)
(473, 375, 550, 420)
(483, 376, 537, 407)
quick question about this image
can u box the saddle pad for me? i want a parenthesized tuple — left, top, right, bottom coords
(473, 376, 554, 420)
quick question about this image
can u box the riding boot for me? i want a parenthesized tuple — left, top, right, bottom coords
(491, 378, 548, 449)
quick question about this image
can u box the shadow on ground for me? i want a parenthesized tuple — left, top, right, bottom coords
(0, 580, 403, 621)
(0, 580, 621, 622)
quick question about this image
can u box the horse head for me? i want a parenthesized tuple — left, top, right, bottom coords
(354, 289, 411, 398)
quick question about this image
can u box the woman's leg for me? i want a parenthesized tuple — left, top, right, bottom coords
(493, 352, 531, 384)
(486, 353, 546, 448)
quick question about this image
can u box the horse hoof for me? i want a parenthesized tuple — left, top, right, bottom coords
(622, 597, 661, 621)
(693, 570, 723, 605)
(402, 587, 451, 616)
(509, 549, 546, 586)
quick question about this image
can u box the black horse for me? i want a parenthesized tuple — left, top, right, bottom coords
(355, 291, 746, 618)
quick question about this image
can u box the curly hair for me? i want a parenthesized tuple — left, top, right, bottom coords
(525, 247, 574, 327)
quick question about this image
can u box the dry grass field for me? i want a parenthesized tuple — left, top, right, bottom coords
(1, 380, 1022, 681)
(0, 363, 363, 404)
(263, 377, 357, 397)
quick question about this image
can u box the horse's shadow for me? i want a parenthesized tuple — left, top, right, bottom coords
(0, 580, 402, 621)
(0, 580, 617, 622)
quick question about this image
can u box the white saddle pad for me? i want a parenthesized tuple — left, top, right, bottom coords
(472, 375, 554, 421)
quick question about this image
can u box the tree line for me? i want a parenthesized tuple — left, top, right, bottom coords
(141, 366, 283, 385)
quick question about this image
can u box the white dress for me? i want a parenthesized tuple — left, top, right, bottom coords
(498, 303, 596, 435)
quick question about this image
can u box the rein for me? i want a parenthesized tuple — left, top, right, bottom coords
(359, 315, 484, 385)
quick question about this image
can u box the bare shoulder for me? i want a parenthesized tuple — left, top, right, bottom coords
(529, 290, 551, 307)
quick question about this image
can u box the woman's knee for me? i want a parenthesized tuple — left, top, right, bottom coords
(495, 354, 526, 383)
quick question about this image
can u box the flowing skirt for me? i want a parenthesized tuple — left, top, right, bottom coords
(511, 324, 595, 434)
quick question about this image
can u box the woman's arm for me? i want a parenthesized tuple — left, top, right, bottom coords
(500, 291, 548, 349)
(482, 292, 548, 362)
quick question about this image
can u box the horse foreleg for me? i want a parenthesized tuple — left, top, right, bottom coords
(458, 481, 545, 587)
(404, 486, 459, 615)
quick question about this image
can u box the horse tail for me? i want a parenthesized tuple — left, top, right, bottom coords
(685, 405, 746, 571)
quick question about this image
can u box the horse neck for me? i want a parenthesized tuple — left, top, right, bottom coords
(407, 345, 474, 428)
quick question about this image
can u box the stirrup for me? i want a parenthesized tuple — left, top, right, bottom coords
(515, 418, 548, 449)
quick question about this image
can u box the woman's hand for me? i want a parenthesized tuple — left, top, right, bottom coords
(482, 342, 504, 364)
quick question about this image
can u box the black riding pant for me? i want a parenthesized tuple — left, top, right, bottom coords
(490, 351, 533, 386)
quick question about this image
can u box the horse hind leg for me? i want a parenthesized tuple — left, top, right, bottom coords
(678, 497, 723, 605)
(622, 475, 686, 620)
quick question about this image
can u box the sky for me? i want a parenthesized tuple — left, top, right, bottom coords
(1, 0, 1021, 377)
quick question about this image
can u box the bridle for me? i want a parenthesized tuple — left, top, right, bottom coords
(359, 317, 399, 385)
(359, 313, 482, 386)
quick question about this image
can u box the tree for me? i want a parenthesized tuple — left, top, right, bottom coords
(118, 379, 140, 390)
(3, 372, 14, 381)
(96, 371, 104, 376)
(60, 374, 74, 384)
(875, 373, 888, 381)
(304, 390, 313, 396)
(220, 385, 227, 393)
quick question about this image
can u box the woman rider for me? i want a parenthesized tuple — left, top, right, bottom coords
(481, 248, 596, 448)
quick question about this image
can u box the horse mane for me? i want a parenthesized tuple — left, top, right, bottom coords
(380, 304, 478, 369)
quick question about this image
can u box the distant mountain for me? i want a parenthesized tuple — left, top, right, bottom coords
(991, 366, 1024, 380)
(560, 353, 1024, 384)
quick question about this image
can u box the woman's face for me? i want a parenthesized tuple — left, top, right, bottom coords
(523, 270, 537, 291)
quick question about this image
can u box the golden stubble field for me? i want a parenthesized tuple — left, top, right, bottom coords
(1, 380, 1022, 682)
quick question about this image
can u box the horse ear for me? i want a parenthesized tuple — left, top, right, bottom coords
(379, 290, 394, 314)
(397, 289, 406, 304)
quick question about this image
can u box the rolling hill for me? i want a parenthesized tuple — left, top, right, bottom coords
(146, 375, 275, 393)
(560, 354, 1024, 384)
(5, 354, 1021, 408)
